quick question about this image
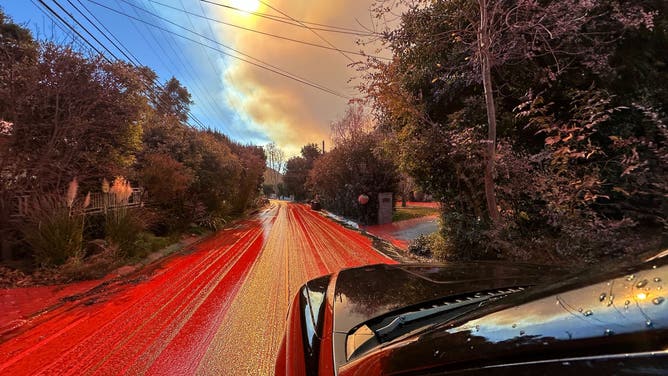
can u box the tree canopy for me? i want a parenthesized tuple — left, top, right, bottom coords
(362, 0, 667, 262)
(0, 12, 267, 266)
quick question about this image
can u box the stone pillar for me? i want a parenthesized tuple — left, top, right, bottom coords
(377, 192, 393, 225)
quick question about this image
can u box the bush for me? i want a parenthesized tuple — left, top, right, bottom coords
(131, 232, 173, 260)
(105, 208, 151, 258)
(408, 232, 449, 259)
(22, 195, 84, 266)
(438, 211, 495, 261)
(407, 234, 432, 257)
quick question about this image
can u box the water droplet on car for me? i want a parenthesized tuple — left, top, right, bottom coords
(654, 277, 662, 283)
(599, 293, 606, 302)
(583, 310, 593, 316)
(519, 330, 525, 335)
(512, 323, 517, 328)
(636, 279, 648, 288)
(605, 329, 614, 336)
(646, 320, 653, 327)
(433, 350, 440, 356)
(466, 337, 471, 342)
(626, 274, 636, 281)
(652, 297, 664, 305)
(607, 294, 614, 306)
(577, 307, 583, 312)
(475, 325, 480, 332)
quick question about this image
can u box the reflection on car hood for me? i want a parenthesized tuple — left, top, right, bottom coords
(338, 254, 668, 375)
(332, 262, 562, 334)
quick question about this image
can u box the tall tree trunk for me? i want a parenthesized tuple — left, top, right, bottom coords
(478, 0, 500, 224)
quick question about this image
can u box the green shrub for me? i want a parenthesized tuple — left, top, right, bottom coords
(105, 208, 150, 258)
(408, 232, 449, 260)
(22, 195, 84, 266)
(131, 232, 173, 260)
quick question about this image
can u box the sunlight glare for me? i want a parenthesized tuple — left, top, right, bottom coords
(229, 0, 260, 13)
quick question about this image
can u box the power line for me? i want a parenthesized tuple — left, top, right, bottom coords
(258, 0, 355, 63)
(113, 0, 349, 98)
(72, 0, 142, 65)
(36, 0, 211, 131)
(134, 0, 237, 137)
(66, 0, 222, 132)
(36, 0, 108, 59)
(31, 0, 88, 50)
(193, 0, 251, 142)
(175, 0, 247, 142)
(197, 0, 377, 36)
(86, 0, 349, 99)
(136, 0, 387, 60)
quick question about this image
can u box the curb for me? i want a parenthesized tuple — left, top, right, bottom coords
(317, 208, 429, 264)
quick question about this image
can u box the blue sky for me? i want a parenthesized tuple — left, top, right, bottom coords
(2, 0, 275, 146)
(2, 1, 389, 157)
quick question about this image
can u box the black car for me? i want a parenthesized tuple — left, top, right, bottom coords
(276, 250, 668, 375)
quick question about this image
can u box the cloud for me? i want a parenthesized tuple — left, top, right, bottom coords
(205, 0, 383, 157)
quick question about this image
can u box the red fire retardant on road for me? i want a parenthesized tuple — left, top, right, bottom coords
(0, 201, 395, 375)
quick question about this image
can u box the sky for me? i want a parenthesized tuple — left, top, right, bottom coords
(1, 0, 393, 157)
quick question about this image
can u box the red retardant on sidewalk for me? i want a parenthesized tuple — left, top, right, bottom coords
(403, 201, 439, 208)
(363, 215, 439, 249)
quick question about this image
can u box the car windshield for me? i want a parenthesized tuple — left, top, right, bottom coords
(346, 286, 528, 360)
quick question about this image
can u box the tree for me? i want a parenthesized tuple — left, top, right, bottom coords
(1, 42, 149, 194)
(283, 143, 322, 200)
(264, 142, 285, 193)
(309, 132, 399, 224)
(283, 156, 309, 200)
(138, 153, 193, 231)
(362, 0, 666, 261)
(152, 77, 192, 123)
(229, 143, 266, 213)
(300, 143, 322, 168)
(309, 107, 398, 224)
(331, 104, 373, 146)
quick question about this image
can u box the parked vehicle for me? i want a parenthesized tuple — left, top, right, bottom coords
(276, 251, 668, 375)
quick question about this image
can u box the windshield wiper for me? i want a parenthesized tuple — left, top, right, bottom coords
(346, 287, 527, 361)
(375, 287, 524, 338)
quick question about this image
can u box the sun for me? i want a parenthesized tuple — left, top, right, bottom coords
(229, 0, 261, 13)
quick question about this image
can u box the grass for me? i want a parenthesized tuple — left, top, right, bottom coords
(392, 206, 439, 222)
(129, 232, 177, 261)
(22, 195, 85, 266)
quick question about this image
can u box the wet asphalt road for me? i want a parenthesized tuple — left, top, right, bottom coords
(0, 201, 396, 375)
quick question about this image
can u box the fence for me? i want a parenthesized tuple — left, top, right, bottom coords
(12, 188, 145, 218)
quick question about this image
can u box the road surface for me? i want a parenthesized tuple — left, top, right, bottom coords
(0, 201, 396, 375)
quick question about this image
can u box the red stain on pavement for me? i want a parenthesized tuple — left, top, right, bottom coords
(363, 215, 439, 250)
(403, 201, 439, 208)
(0, 281, 100, 334)
(0, 202, 396, 375)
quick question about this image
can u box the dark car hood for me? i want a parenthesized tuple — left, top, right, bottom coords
(336, 254, 668, 375)
(332, 262, 562, 335)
